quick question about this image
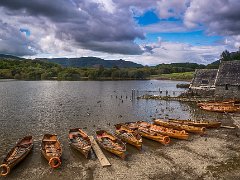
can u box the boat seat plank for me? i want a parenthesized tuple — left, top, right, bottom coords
(89, 136, 111, 167)
(43, 140, 57, 142)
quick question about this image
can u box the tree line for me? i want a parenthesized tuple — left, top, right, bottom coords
(1, 50, 239, 81)
(0, 59, 205, 81)
(0, 59, 151, 80)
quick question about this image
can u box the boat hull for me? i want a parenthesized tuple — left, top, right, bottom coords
(41, 134, 62, 168)
(96, 130, 126, 159)
(115, 124, 142, 150)
(138, 127, 170, 145)
(153, 119, 205, 134)
(168, 119, 221, 128)
(70, 143, 91, 158)
(69, 128, 92, 159)
(98, 143, 126, 159)
(150, 125, 189, 140)
(0, 136, 33, 176)
(123, 122, 139, 130)
(115, 131, 142, 150)
(197, 102, 240, 113)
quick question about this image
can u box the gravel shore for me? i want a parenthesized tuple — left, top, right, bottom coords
(17, 114, 238, 180)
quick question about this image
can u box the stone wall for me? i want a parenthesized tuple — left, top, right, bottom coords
(215, 85, 240, 101)
(188, 88, 215, 98)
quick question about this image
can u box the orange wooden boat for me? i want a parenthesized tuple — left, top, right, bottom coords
(153, 119, 205, 134)
(138, 121, 151, 128)
(96, 130, 126, 159)
(197, 101, 240, 113)
(41, 134, 62, 168)
(149, 124, 189, 140)
(123, 122, 139, 130)
(69, 128, 92, 158)
(137, 122, 170, 145)
(0, 136, 33, 176)
(138, 126, 170, 145)
(168, 119, 221, 128)
(115, 124, 142, 150)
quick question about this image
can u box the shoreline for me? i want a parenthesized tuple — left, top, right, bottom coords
(0, 77, 191, 82)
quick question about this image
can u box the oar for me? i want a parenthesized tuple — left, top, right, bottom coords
(220, 125, 236, 129)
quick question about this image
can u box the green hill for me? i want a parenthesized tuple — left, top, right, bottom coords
(36, 57, 143, 68)
(0, 54, 24, 60)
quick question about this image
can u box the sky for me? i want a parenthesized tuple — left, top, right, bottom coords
(0, 0, 240, 65)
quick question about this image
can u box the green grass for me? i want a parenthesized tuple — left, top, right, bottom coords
(150, 72, 194, 81)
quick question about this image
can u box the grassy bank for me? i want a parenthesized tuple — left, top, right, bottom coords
(150, 72, 194, 81)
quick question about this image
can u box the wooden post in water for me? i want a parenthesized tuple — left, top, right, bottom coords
(89, 136, 111, 167)
(133, 89, 136, 100)
(131, 89, 133, 100)
(132, 89, 136, 100)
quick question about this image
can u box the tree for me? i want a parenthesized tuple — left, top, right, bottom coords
(221, 50, 231, 61)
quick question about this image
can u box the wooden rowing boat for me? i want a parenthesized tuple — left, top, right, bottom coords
(69, 128, 92, 158)
(149, 124, 189, 140)
(0, 136, 33, 176)
(168, 119, 221, 128)
(138, 126, 170, 145)
(138, 121, 151, 128)
(96, 130, 126, 159)
(41, 134, 62, 168)
(137, 122, 170, 145)
(153, 119, 205, 134)
(115, 124, 142, 150)
(123, 122, 139, 130)
(123, 121, 188, 140)
(197, 101, 240, 113)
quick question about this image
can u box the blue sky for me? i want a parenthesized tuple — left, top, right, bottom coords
(0, 0, 239, 65)
(20, 28, 31, 37)
(136, 31, 223, 46)
(135, 10, 160, 25)
(135, 10, 223, 46)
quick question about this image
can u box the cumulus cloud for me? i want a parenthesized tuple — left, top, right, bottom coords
(157, 0, 190, 19)
(0, 0, 144, 55)
(0, 20, 38, 56)
(0, 0, 239, 65)
(183, 0, 240, 51)
(100, 39, 225, 66)
(224, 35, 240, 49)
(185, 0, 240, 36)
(129, 41, 226, 65)
(142, 21, 188, 33)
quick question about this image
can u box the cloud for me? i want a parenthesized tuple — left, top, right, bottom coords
(0, 0, 239, 66)
(184, 0, 240, 51)
(184, 0, 240, 36)
(157, 0, 190, 19)
(96, 39, 226, 66)
(0, 0, 144, 55)
(0, 20, 37, 56)
(224, 35, 240, 49)
(142, 21, 188, 33)
(128, 39, 226, 65)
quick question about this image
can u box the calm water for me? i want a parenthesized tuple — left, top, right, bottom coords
(0, 80, 226, 179)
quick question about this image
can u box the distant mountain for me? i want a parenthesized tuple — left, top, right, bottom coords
(36, 57, 143, 68)
(206, 50, 240, 69)
(0, 54, 24, 60)
(206, 60, 220, 69)
(155, 62, 206, 73)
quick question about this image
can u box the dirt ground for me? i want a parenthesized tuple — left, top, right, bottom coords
(65, 114, 240, 180)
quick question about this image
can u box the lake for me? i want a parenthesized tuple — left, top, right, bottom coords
(0, 80, 230, 179)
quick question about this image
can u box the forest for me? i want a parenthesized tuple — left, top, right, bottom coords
(0, 50, 239, 81)
(0, 59, 204, 80)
